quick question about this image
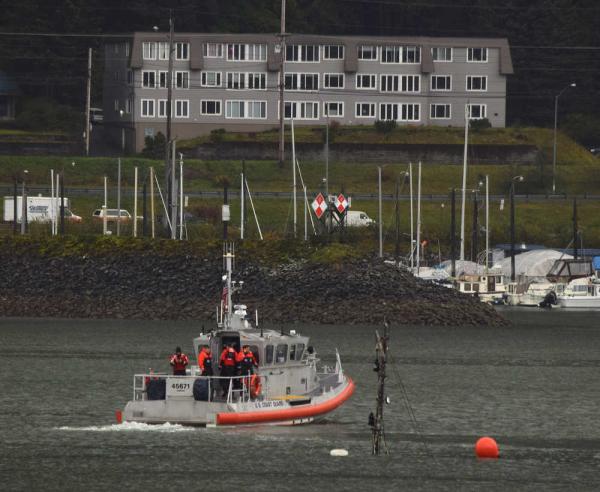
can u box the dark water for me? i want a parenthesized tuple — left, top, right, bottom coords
(1, 309, 600, 490)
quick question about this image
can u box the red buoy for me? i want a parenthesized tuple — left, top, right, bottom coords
(115, 410, 123, 424)
(475, 436, 499, 458)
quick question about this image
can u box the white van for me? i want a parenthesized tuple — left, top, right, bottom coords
(345, 210, 375, 227)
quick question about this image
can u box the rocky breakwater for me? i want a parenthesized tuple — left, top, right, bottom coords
(0, 238, 506, 326)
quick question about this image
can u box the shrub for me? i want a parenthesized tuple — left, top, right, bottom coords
(374, 120, 397, 134)
(469, 118, 492, 131)
(15, 97, 81, 133)
(563, 113, 600, 147)
(209, 128, 226, 143)
(141, 132, 166, 159)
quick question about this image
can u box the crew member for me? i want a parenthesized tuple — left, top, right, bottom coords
(219, 343, 238, 396)
(198, 346, 213, 376)
(238, 345, 258, 377)
(170, 347, 189, 376)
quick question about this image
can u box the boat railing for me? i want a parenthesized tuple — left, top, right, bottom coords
(133, 373, 268, 405)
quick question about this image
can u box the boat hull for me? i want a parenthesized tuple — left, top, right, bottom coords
(123, 377, 355, 427)
(557, 297, 600, 308)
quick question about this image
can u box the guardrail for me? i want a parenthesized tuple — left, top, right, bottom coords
(134, 373, 266, 405)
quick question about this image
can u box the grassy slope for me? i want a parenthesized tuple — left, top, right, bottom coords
(1, 126, 598, 252)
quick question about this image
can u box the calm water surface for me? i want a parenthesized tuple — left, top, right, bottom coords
(1, 309, 600, 490)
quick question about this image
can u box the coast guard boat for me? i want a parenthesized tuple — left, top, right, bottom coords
(122, 244, 355, 426)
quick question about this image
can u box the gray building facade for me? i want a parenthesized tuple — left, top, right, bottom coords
(102, 33, 513, 152)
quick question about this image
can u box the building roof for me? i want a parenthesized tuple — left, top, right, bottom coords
(0, 71, 20, 96)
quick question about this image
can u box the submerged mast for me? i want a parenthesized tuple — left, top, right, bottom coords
(370, 324, 389, 455)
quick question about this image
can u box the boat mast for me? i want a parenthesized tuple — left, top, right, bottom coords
(370, 324, 389, 455)
(460, 105, 469, 262)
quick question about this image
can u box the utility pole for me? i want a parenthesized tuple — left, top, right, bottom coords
(370, 324, 389, 456)
(278, 0, 286, 166)
(165, 10, 175, 227)
(394, 177, 400, 266)
(85, 47, 92, 156)
(117, 158, 121, 237)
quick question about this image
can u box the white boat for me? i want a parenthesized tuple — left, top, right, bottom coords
(557, 276, 600, 308)
(456, 272, 506, 304)
(505, 281, 564, 307)
(122, 243, 355, 426)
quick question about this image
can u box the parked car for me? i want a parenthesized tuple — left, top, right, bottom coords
(92, 208, 132, 222)
(90, 107, 103, 123)
(590, 147, 600, 156)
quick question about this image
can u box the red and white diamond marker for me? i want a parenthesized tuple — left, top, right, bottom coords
(335, 194, 348, 214)
(312, 193, 327, 219)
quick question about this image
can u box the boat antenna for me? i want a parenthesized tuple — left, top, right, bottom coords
(370, 320, 389, 455)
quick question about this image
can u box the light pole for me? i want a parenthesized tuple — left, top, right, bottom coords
(510, 175, 524, 282)
(552, 82, 576, 194)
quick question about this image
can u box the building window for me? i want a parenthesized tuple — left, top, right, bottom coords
(203, 43, 223, 58)
(284, 73, 319, 91)
(159, 71, 169, 88)
(402, 75, 420, 92)
(356, 74, 377, 90)
(127, 70, 133, 85)
(248, 72, 267, 90)
(467, 47, 488, 62)
(175, 100, 189, 118)
(358, 45, 378, 60)
(227, 72, 246, 90)
(431, 47, 452, 62)
(124, 43, 130, 57)
(176, 42, 189, 60)
(227, 43, 267, 61)
(158, 99, 169, 117)
(141, 99, 155, 117)
(402, 103, 420, 121)
(380, 75, 398, 92)
(356, 102, 376, 118)
(201, 100, 222, 115)
(114, 71, 120, 82)
(324, 102, 344, 117)
(142, 42, 157, 60)
(467, 75, 487, 91)
(286, 45, 320, 62)
(114, 99, 119, 112)
(175, 71, 189, 89)
(126, 97, 132, 114)
(381, 45, 420, 63)
(379, 103, 420, 121)
(142, 71, 156, 88)
(225, 100, 267, 119)
(323, 73, 344, 89)
(283, 101, 319, 120)
(201, 71, 221, 87)
(158, 42, 169, 60)
(431, 75, 451, 91)
(430, 103, 451, 119)
(467, 104, 487, 119)
(323, 45, 344, 60)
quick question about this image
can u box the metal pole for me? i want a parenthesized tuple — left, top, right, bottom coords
(325, 117, 329, 199)
(50, 169, 55, 235)
(55, 173, 60, 235)
(291, 117, 297, 238)
(223, 183, 229, 240)
(450, 189, 456, 278)
(60, 172, 65, 236)
(416, 162, 422, 272)
(85, 47, 92, 156)
(278, 0, 286, 166)
(395, 177, 400, 266)
(117, 158, 121, 237)
(552, 94, 558, 194)
(150, 167, 155, 239)
(460, 105, 469, 262)
(142, 179, 147, 237)
(12, 177, 17, 235)
(240, 171, 245, 239)
(573, 198, 578, 260)
(103, 175, 108, 235)
(485, 175, 489, 273)
(20, 178, 27, 235)
(510, 182, 516, 282)
(133, 166, 138, 237)
(409, 163, 414, 269)
(471, 191, 478, 262)
(179, 154, 183, 240)
(378, 166, 383, 258)
(170, 140, 177, 239)
(165, 10, 175, 222)
(304, 185, 308, 241)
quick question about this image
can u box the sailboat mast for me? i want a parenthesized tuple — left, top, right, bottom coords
(460, 106, 469, 262)
(416, 162, 422, 272)
(292, 118, 297, 238)
(409, 162, 414, 270)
